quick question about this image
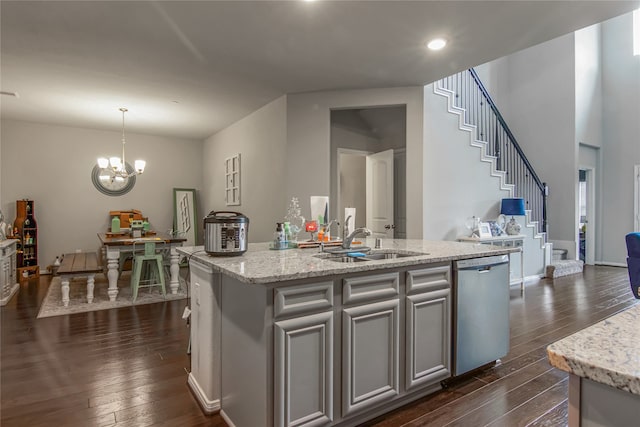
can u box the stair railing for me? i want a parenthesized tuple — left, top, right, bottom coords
(437, 68, 548, 234)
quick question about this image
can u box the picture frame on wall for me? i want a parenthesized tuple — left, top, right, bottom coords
(225, 153, 241, 206)
(173, 188, 197, 247)
(478, 222, 493, 238)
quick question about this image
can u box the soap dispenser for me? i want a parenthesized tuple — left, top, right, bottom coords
(274, 222, 287, 250)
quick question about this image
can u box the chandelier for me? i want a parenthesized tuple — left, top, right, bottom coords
(97, 108, 146, 181)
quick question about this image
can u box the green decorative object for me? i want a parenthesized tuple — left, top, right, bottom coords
(111, 216, 120, 233)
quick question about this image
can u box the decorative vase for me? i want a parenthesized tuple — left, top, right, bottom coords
(505, 217, 521, 235)
(284, 197, 305, 242)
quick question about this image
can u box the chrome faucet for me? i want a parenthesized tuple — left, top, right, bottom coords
(343, 215, 352, 240)
(342, 227, 372, 249)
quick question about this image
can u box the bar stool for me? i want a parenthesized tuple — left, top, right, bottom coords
(130, 240, 166, 302)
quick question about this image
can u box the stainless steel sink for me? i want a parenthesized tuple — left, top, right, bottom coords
(317, 250, 428, 263)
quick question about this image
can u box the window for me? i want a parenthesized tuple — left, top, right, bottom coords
(225, 153, 241, 206)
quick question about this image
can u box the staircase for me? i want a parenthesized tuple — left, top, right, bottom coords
(430, 68, 550, 278)
(434, 69, 548, 237)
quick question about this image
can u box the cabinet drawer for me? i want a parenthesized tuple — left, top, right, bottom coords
(343, 272, 399, 305)
(274, 281, 334, 318)
(406, 265, 450, 295)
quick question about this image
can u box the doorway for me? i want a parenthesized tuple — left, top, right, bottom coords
(330, 106, 406, 239)
(578, 169, 595, 264)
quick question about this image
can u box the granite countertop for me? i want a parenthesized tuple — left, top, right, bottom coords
(547, 304, 640, 395)
(177, 238, 516, 284)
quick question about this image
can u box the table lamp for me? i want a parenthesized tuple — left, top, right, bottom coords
(501, 198, 526, 235)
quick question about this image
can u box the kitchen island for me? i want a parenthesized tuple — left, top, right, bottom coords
(547, 304, 640, 427)
(178, 239, 516, 427)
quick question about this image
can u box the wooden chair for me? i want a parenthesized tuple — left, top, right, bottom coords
(130, 240, 166, 303)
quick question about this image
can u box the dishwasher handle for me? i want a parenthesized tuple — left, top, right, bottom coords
(455, 254, 509, 270)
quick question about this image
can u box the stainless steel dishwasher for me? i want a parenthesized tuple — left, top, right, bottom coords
(453, 254, 510, 376)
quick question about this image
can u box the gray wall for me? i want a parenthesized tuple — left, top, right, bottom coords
(422, 84, 513, 241)
(490, 34, 579, 257)
(575, 24, 604, 264)
(286, 87, 424, 238)
(201, 96, 287, 243)
(1, 119, 203, 271)
(480, 10, 639, 264)
(575, 24, 604, 149)
(338, 153, 367, 228)
(601, 12, 640, 264)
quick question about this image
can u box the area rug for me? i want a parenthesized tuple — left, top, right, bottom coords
(37, 272, 188, 318)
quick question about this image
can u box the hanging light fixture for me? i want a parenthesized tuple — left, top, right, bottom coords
(97, 108, 146, 180)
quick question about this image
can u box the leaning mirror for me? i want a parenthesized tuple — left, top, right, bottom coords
(173, 188, 197, 246)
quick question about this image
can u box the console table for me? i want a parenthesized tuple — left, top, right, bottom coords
(457, 234, 524, 290)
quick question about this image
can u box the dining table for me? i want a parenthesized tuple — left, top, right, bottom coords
(97, 232, 187, 302)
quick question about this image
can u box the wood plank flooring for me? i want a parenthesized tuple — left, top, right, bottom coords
(1, 265, 636, 426)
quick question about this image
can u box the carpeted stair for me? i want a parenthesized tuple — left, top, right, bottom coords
(546, 259, 584, 279)
(552, 249, 568, 261)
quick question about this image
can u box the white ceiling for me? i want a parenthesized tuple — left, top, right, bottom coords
(1, 1, 638, 140)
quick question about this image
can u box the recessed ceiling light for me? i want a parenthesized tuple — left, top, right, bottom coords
(427, 38, 447, 51)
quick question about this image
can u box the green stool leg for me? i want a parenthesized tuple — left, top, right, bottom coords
(130, 241, 166, 302)
(131, 256, 143, 302)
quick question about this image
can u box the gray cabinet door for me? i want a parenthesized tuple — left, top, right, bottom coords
(405, 287, 451, 390)
(342, 299, 400, 416)
(275, 311, 334, 427)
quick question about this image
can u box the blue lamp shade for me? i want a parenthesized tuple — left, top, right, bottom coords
(501, 198, 526, 216)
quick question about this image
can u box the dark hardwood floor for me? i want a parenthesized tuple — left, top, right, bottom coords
(1, 265, 636, 426)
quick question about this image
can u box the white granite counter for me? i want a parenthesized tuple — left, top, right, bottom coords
(178, 238, 516, 284)
(547, 303, 640, 395)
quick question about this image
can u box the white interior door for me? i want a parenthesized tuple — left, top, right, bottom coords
(366, 149, 394, 238)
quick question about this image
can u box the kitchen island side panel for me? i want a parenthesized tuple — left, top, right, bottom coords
(188, 261, 222, 413)
(221, 275, 274, 427)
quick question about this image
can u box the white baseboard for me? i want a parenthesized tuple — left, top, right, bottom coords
(526, 274, 544, 282)
(220, 410, 237, 427)
(595, 261, 627, 268)
(187, 372, 220, 414)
